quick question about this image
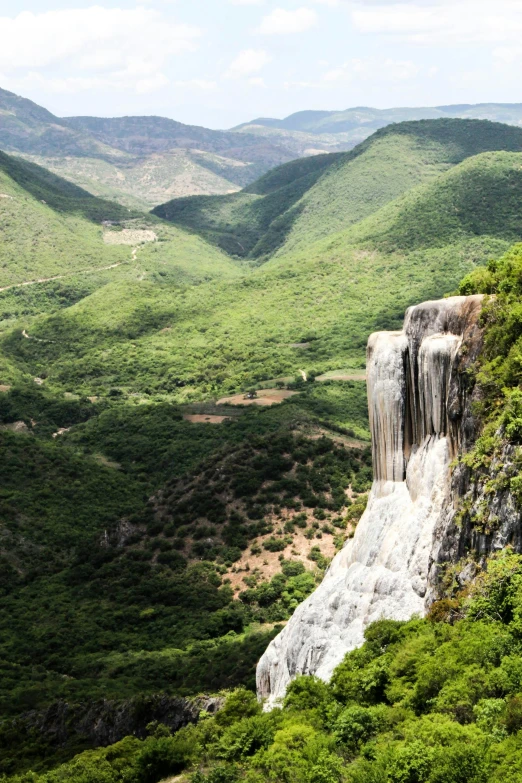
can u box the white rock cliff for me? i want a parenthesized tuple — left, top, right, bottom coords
(256, 295, 484, 707)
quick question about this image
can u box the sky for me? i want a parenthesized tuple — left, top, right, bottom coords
(0, 0, 521, 129)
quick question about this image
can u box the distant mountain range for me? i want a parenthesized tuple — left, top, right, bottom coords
(0, 88, 352, 208)
(237, 103, 522, 137)
(2, 86, 522, 208)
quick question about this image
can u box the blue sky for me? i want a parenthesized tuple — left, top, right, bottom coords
(0, 0, 521, 128)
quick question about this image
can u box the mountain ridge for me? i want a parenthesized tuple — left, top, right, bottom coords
(0, 87, 353, 208)
(154, 118, 522, 261)
(238, 101, 522, 135)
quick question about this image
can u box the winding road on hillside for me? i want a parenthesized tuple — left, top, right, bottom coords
(0, 239, 144, 294)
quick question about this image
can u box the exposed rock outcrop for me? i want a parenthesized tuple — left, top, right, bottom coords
(3, 694, 223, 759)
(257, 295, 484, 707)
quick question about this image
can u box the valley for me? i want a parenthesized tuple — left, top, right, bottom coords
(2, 99, 522, 783)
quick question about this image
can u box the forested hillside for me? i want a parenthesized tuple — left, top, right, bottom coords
(16, 552, 522, 783)
(3, 118, 522, 781)
(7, 142, 522, 402)
(155, 119, 522, 260)
(5, 237, 522, 783)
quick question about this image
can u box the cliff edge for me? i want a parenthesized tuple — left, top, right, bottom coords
(257, 295, 484, 707)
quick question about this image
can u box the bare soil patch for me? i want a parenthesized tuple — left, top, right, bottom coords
(183, 414, 230, 424)
(0, 385, 11, 392)
(307, 427, 367, 450)
(217, 389, 298, 406)
(93, 453, 122, 470)
(226, 528, 338, 590)
(103, 229, 157, 246)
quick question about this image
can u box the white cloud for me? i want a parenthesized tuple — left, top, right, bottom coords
(0, 7, 201, 95)
(226, 48, 272, 77)
(258, 7, 318, 34)
(173, 79, 218, 90)
(351, 1, 522, 44)
(136, 73, 170, 94)
(324, 57, 420, 82)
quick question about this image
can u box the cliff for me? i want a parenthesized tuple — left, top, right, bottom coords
(257, 295, 485, 706)
(1, 694, 223, 772)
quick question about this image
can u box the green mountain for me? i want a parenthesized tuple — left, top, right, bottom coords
(0, 150, 238, 290)
(0, 150, 133, 288)
(7, 122, 522, 403)
(154, 119, 522, 260)
(3, 117, 522, 780)
(0, 88, 113, 157)
(234, 103, 522, 164)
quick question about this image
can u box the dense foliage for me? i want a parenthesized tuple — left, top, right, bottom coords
(455, 242, 522, 525)
(7, 551, 522, 783)
(4, 119, 522, 783)
(154, 119, 522, 261)
(7, 150, 522, 401)
(0, 378, 370, 753)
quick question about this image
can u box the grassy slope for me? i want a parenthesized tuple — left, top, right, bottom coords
(271, 119, 522, 257)
(0, 152, 132, 286)
(155, 120, 522, 262)
(8, 150, 521, 399)
(152, 153, 342, 258)
(0, 149, 240, 312)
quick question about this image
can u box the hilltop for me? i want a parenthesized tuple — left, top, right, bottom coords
(154, 118, 522, 260)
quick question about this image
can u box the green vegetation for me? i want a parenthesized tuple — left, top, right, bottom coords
(0, 87, 350, 208)
(453, 242, 522, 528)
(0, 151, 135, 222)
(155, 120, 522, 260)
(0, 152, 131, 285)
(152, 153, 345, 257)
(24, 149, 263, 211)
(4, 117, 522, 781)
(8, 150, 522, 400)
(0, 378, 370, 762)
(0, 148, 240, 301)
(8, 551, 522, 783)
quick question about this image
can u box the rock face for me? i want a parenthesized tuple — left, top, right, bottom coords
(256, 295, 484, 707)
(5, 694, 223, 758)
